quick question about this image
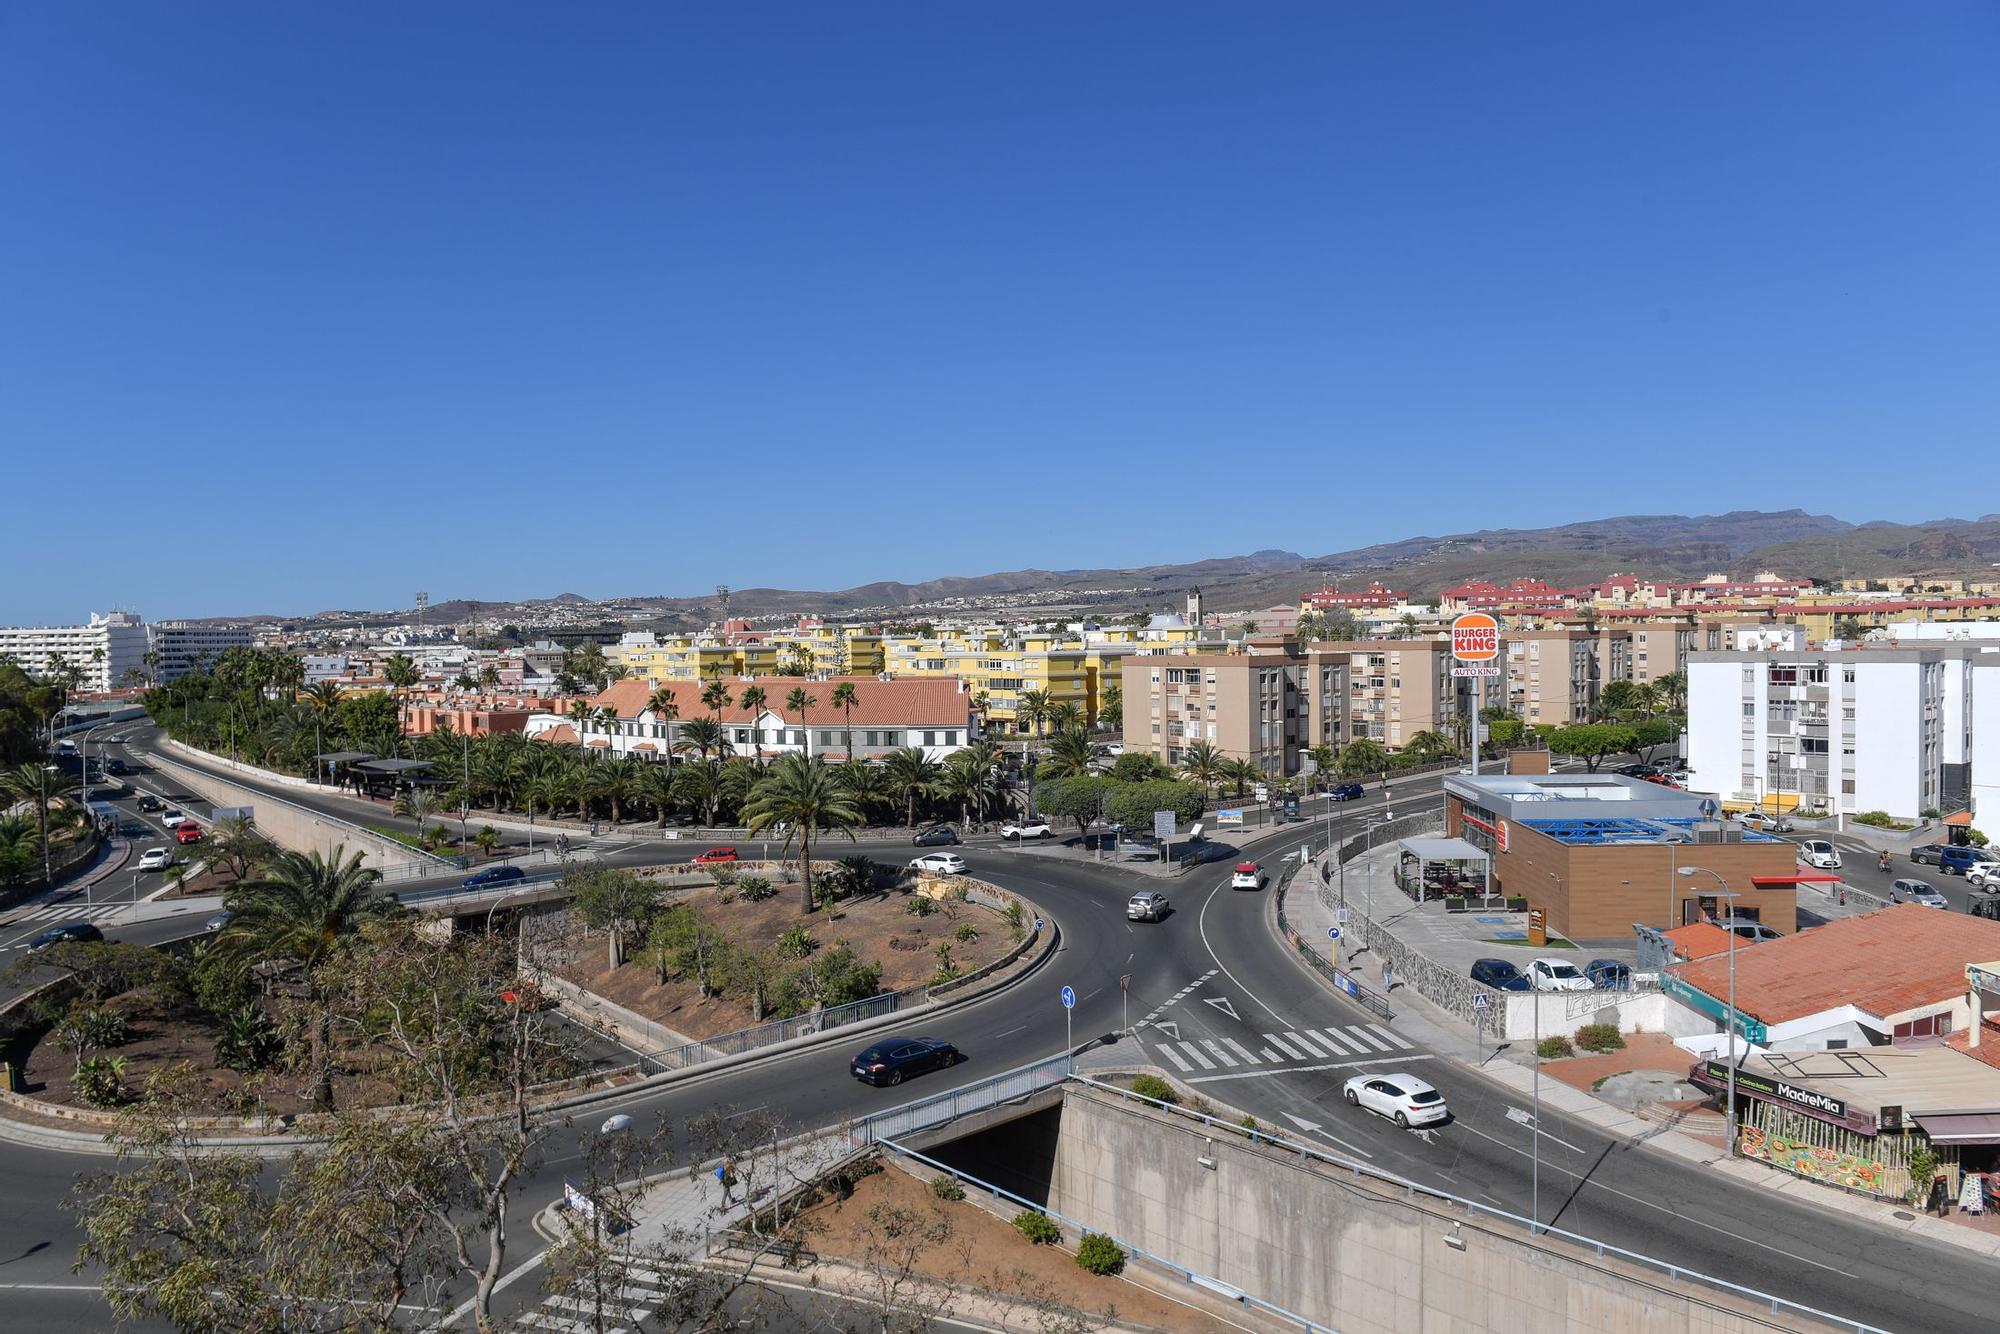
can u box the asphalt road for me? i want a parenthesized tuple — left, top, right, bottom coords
(0, 737, 1986, 1331)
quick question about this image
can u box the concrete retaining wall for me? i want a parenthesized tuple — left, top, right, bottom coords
(1047, 1089, 1826, 1334)
(145, 746, 430, 873)
(1497, 991, 1669, 1043)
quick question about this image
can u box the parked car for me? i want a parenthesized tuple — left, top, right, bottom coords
(1000, 820, 1053, 840)
(1126, 890, 1170, 921)
(1642, 775, 1683, 789)
(1341, 1071, 1448, 1128)
(1968, 862, 2000, 893)
(1615, 764, 1659, 779)
(28, 922, 103, 951)
(910, 852, 968, 876)
(205, 910, 234, 932)
(1469, 958, 1531, 991)
(1715, 917, 1784, 943)
(1328, 782, 1365, 802)
(911, 825, 960, 847)
(1971, 897, 2000, 922)
(1230, 861, 1263, 890)
(1911, 844, 1994, 877)
(1584, 959, 1632, 989)
(1890, 878, 1950, 909)
(1528, 958, 1594, 992)
(850, 1036, 960, 1087)
(692, 847, 739, 865)
(463, 864, 525, 890)
(137, 847, 175, 872)
(1798, 840, 1842, 870)
(175, 821, 205, 844)
(1738, 812, 1793, 833)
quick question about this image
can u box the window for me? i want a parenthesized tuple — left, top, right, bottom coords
(923, 731, 937, 746)
(818, 731, 834, 746)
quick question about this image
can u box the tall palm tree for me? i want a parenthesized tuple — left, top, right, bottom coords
(477, 664, 500, 692)
(742, 754, 862, 915)
(784, 687, 817, 760)
(1017, 689, 1052, 738)
(830, 682, 859, 761)
(213, 846, 400, 1111)
(1098, 681, 1122, 729)
(1178, 740, 1224, 792)
(381, 653, 420, 697)
(1337, 738, 1390, 780)
(739, 686, 769, 763)
(1042, 726, 1107, 779)
(3, 762, 78, 884)
(678, 717, 725, 762)
(635, 759, 679, 827)
(674, 760, 724, 827)
(882, 746, 943, 829)
(1405, 730, 1457, 764)
(935, 749, 1000, 828)
(588, 755, 642, 825)
(1655, 671, 1688, 714)
(833, 760, 892, 825)
(644, 687, 681, 760)
(1216, 757, 1261, 799)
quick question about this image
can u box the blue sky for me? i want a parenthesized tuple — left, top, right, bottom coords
(3, 3, 1996, 622)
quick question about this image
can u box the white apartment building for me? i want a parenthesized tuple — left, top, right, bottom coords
(1973, 661, 2000, 828)
(0, 612, 150, 691)
(149, 622, 255, 682)
(1687, 650, 1945, 822)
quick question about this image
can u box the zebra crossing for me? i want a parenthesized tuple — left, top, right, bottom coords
(1149, 1021, 1412, 1075)
(8, 902, 131, 927)
(508, 1260, 688, 1332)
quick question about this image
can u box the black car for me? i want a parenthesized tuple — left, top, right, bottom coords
(29, 922, 104, 952)
(912, 826, 960, 847)
(463, 864, 526, 890)
(1584, 959, 1632, 990)
(851, 1035, 961, 1086)
(137, 795, 161, 812)
(1469, 958, 1531, 991)
(106, 758, 128, 775)
(1329, 782, 1365, 801)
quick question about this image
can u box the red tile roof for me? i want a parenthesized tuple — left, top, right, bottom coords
(1946, 1022, 2000, 1072)
(588, 676, 970, 728)
(1670, 905, 2000, 1025)
(1662, 922, 1734, 963)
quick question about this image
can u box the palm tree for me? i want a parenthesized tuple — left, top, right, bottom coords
(1178, 740, 1224, 792)
(935, 749, 1001, 827)
(739, 686, 769, 762)
(381, 653, 420, 697)
(1017, 689, 1052, 738)
(1216, 757, 1261, 799)
(1041, 726, 1107, 778)
(588, 755, 641, 825)
(833, 760, 892, 825)
(636, 759, 679, 827)
(645, 687, 680, 760)
(1098, 681, 1122, 730)
(3, 762, 78, 884)
(1629, 681, 1663, 718)
(830, 681, 859, 760)
(1047, 699, 1083, 734)
(477, 664, 500, 692)
(1655, 671, 1688, 714)
(391, 788, 442, 842)
(1304, 744, 1338, 789)
(883, 746, 943, 829)
(1405, 730, 1457, 764)
(785, 687, 818, 760)
(674, 760, 724, 827)
(743, 754, 863, 916)
(213, 846, 400, 1111)
(678, 717, 726, 762)
(0, 813, 41, 885)
(1337, 738, 1391, 780)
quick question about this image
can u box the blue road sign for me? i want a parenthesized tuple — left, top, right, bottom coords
(1060, 985, 1076, 1009)
(1327, 926, 1343, 941)
(1034, 917, 1045, 932)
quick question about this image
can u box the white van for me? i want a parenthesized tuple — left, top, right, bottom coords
(1799, 840, 1841, 870)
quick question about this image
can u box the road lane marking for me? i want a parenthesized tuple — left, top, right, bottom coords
(1287, 1030, 1340, 1057)
(1197, 886, 1286, 1022)
(1263, 1032, 1310, 1060)
(1202, 1039, 1238, 1067)
(1220, 1037, 1263, 1065)
(1370, 1023, 1414, 1050)
(1259, 1047, 1281, 1061)
(1203, 996, 1239, 1020)
(1184, 1053, 1436, 1085)
(1157, 1044, 1194, 1073)
(1178, 1042, 1217, 1070)
(1346, 1024, 1394, 1053)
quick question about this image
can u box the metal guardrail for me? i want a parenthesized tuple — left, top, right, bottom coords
(1274, 868, 1393, 1022)
(852, 1054, 1072, 1147)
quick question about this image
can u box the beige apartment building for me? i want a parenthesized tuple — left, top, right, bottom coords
(1505, 629, 1630, 725)
(1311, 638, 1459, 750)
(1625, 623, 1690, 684)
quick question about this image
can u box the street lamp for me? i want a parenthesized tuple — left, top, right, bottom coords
(1679, 866, 1740, 1156)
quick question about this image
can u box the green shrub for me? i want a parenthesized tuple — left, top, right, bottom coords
(709, 864, 738, 888)
(1968, 828, 1990, 848)
(1574, 1024, 1625, 1053)
(736, 875, 775, 901)
(1241, 1114, 1259, 1133)
(1013, 1211, 1061, 1245)
(929, 1175, 965, 1201)
(1003, 900, 1024, 929)
(54, 1006, 128, 1062)
(954, 924, 979, 943)
(905, 895, 938, 917)
(777, 924, 817, 960)
(214, 1003, 282, 1072)
(1128, 1074, 1178, 1105)
(1074, 1232, 1126, 1276)
(73, 1055, 128, 1107)
(1536, 1035, 1575, 1060)
(1853, 810, 1907, 829)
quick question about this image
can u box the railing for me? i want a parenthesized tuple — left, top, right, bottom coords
(851, 1054, 1071, 1147)
(1273, 868, 1392, 1022)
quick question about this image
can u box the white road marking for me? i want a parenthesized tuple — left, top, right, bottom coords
(1178, 1042, 1217, 1070)
(1369, 1023, 1414, 1050)
(1505, 1108, 1586, 1155)
(1197, 886, 1286, 1021)
(1151, 1020, 1181, 1040)
(1157, 1043, 1194, 1073)
(1185, 1053, 1436, 1085)
(1346, 1024, 1394, 1053)
(1203, 996, 1240, 1020)
(1258, 1047, 1281, 1061)
(1287, 1029, 1340, 1057)
(1263, 1032, 1310, 1060)
(1312, 1028, 1361, 1054)
(1220, 1037, 1263, 1065)
(1202, 1039, 1239, 1067)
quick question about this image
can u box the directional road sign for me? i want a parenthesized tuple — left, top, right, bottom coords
(1060, 985, 1076, 1010)
(1327, 926, 1343, 941)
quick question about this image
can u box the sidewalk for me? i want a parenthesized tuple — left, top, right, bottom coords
(0, 833, 133, 926)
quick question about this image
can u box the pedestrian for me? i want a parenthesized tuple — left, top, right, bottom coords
(1381, 957, 1394, 993)
(716, 1154, 738, 1205)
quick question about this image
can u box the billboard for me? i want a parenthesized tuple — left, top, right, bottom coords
(1451, 612, 1500, 662)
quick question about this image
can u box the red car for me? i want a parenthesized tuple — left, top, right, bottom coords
(174, 821, 205, 844)
(693, 847, 738, 865)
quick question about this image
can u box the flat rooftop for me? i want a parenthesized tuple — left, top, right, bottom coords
(1735, 1046, 2000, 1119)
(1519, 817, 1782, 847)
(1445, 772, 1773, 844)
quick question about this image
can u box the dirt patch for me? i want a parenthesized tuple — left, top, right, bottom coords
(558, 885, 1020, 1040)
(1540, 1031, 1701, 1097)
(797, 1162, 1235, 1334)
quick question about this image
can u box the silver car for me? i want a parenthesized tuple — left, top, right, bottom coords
(1890, 878, 1949, 909)
(1126, 891, 1170, 922)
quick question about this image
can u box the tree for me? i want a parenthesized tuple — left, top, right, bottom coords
(1631, 717, 1681, 764)
(478, 664, 500, 692)
(1041, 726, 1107, 779)
(2, 761, 79, 884)
(211, 846, 399, 1111)
(587, 755, 642, 825)
(1033, 775, 1115, 836)
(1046, 699, 1083, 734)
(1654, 671, 1688, 713)
(784, 687, 817, 760)
(742, 754, 862, 915)
(1016, 688, 1052, 738)
(739, 686, 769, 762)
(1597, 680, 1640, 721)
(1098, 680, 1122, 729)
(1104, 779, 1206, 829)
(933, 748, 1000, 827)
(1108, 752, 1172, 783)
(1177, 740, 1224, 792)
(1215, 757, 1261, 799)
(206, 813, 268, 883)
(1485, 717, 1526, 751)
(1548, 723, 1639, 772)
(645, 687, 680, 752)
(831, 682, 859, 760)
(883, 746, 943, 828)
(569, 866, 661, 968)
(381, 653, 420, 697)
(1404, 730, 1458, 764)
(678, 716, 725, 762)
(674, 760, 725, 827)
(1337, 738, 1390, 779)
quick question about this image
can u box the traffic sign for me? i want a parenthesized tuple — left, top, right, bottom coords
(1033, 916, 1045, 932)
(1451, 612, 1501, 663)
(1698, 798, 1719, 820)
(1152, 810, 1176, 840)
(1471, 993, 1491, 1012)
(1060, 985, 1076, 1009)
(1327, 926, 1342, 941)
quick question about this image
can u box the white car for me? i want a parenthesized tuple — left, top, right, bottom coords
(1000, 820, 1053, 840)
(1230, 861, 1263, 890)
(1342, 1071, 1449, 1128)
(1738, 812, 1792, 833)
(159, 808, 185, 828)
(909, 853, 967, 876)
(1798, 840, 1841, 870)
(1528, 958, 1595, 992)
(137, 847, 175, 872)
(1968, 863, 2000, 893)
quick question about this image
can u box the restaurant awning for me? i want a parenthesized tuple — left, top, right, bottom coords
(1913, 1113, 2000, 1144)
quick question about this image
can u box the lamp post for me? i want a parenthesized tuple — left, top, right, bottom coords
(1679, 866, 1740, 1156)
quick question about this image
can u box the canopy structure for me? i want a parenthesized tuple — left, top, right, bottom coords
(1395, 835, 1492, 903)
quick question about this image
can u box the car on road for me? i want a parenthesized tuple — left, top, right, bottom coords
(1230, 861, 1263, 890)
(136, 794, 161, 811)
(1341, 1071, 1448, 1128)
(1890, 878, 1950, 909)
(205, 910, 234, 932)
(159, 808, 185, 828)
(911, 825, 960, 847)
(1642, 774, 1683, 789)
(1528, 957, 1595, 992)
(463, 864, 526, 890)
(1328, 782, 1365, 802)
(1469, 958, 1531, 991)
(175, 821, 205, 844)
(105, 758, 128, 775)
(1910, 844, 1994, 877)
(1616, 764, 1662, 779)
(1737, 812, 1793, 833)
(850, 1035, 960, 1086)
(1000, 820, 1053, 840)
(1798, 840, 1842, 870)
(137, 847, 175, 872)
(692, 847, 739, 865)
(1968, 862, 2000, 893)
(1716, 917, 1784, 942)
(1584, 959, 1632, 989)
(909, 852, 968, 876)
(28, 922, 104, 951)
(1126, 890, 1170, 921)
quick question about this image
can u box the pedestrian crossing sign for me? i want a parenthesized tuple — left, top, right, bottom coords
(1471, 993, 1491, 1011)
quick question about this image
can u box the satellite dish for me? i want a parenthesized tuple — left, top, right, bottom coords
(600, 1114, 634, 1135)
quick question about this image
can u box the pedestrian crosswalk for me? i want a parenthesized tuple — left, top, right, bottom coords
(1150, 1022, 1412, 1074)
(510, 1260, 688, 1332)
(9, 902, 129, 926)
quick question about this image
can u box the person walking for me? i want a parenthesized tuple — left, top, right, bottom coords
(1381, 957, 1394, 993)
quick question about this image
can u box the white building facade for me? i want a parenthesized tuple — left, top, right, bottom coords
(148, 622, 255, 682)
(0, 612, 150, 691)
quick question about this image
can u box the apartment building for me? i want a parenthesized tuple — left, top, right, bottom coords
(1314, 638, 1458, 750)
(0, 612, 150, 692)
(400, 693, 543, 737)
(148, 622, 255, 682)
(1624, 622, 1690, 685)
(1686, 649, 1946, 821)
(1120, 651, 1319, 777)
(1503, 629, 1627, 725)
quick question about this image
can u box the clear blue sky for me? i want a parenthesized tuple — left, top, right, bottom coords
(3, 3, 1996, 622)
